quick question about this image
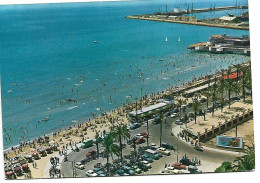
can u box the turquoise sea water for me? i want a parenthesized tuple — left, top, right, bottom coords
(0, 0, 249, 149)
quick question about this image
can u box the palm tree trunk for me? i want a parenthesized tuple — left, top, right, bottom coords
(106, 153, 109, 174)
(96, 143, 99, 157)
(160, 121, 162, 146)
(195, 113, 197, 124)
(228, 89, 231, 109)
(119, 134, 123, 162)
(179, 106, 182, 120)
(243, 83, 246, 102)
(212, 102, 215, 117)
(146, 118, 149, 146)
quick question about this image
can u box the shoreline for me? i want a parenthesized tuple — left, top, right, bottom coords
(3, 60, 251, 153)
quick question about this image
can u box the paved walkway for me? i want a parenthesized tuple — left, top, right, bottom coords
(43, 143, 83, 178)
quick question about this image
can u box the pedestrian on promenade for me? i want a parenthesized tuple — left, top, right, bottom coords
(35, 162, 37, 168)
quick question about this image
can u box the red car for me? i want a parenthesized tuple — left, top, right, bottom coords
(86, 150, 96, 157)
(140, 132, 148, 138)
(135, 137, 145, 144)
(171, 163, 186, 170)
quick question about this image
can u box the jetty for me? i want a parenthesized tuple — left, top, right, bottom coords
(126, 5, 249, 31)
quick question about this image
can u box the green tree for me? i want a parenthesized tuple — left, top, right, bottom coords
(102, 133, 120, 173)
(215, 161, 233, 172)
(224, 71, 236, 109)
(177, 97, 184, 120)
(192, 99, 201, 124)
(217, 78, 227, 112)
(111, 124, 130, 162)
(233, 145, 255, 171)
(203, 90, 211, 108)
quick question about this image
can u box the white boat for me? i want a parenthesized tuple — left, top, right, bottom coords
(178, 37, 181, 42)
(42, 117, 49, 121)
(165, 36, 168, 42)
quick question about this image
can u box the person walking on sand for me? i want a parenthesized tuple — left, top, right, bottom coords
(35, 162, 37, 168)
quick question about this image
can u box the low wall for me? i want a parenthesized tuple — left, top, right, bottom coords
(198, 109, 253, 143)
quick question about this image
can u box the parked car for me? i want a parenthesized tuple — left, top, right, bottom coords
(165, 166, 175, 173)
(188, 165, 202, 173)
(86, 150, 96, 157)
(140, 132, 148, 138)
(135, 134, 144, 138)
(75, 162, 85, 170)
(130, 123, 141, 130)
(85, 170, 98, 177)
(164, 111, 171, 117)
(135, 137, 145, 144)
(157, 147, 171, 156)
(170, 113, 178, 118)
(175, 119, 183, 125)
(150, 144, 160, 150)
(171, 163, 186, 170)
(180, 157, 195, 166)
(194, 146, 203, 152)
(141, 161, 152, 168)
(162, 142, 174, 150)
(160, 170, 171, 175)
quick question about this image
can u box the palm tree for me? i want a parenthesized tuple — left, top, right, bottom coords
(233, 144, 255, 171)
(245, 68, 252, 100)
(183, 113, 189, 128)
(94, 132, 101, 157)
(102, 133, 120, 173)
(203, 90, 211, 109)
(145, 117, 149, 146)
(217, 78, 227, 112)
(159, 112, 164, 147)
(111, 123, 130, 162)
(234, 64, 241, 83)
(224, 71, 236, 109)
(240, 66, 252, 102)
(192, 99, 201, 124)
(209, 80, 218, 117)
(215, 144, 255, 172)
(177, 97, 184, 120)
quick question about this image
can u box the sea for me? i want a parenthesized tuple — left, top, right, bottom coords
(0, 0, 249, 149)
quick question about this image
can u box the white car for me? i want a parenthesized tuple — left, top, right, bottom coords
(175, 119, 183, 125)
(165, 166, 175, 173)
(85, 170, 98, 177)
(156, 147, 171, 156)
(160, 170, 171, 175)
(75, 162, 85, 170)
(135, 134, 144, 138)
(150, 143, 160, 150)
(142, 161, 152, 168)
(170, 113, 178, 118)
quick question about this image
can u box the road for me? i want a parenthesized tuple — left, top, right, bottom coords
(61, 112, 239, 177)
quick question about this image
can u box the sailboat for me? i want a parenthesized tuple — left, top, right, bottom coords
(178, 36, 181, 42)
(165, 36, 168, 42)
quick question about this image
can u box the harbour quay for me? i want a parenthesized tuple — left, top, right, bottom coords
(188, 34, 250, 55)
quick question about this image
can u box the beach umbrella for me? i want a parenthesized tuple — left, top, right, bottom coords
(49, 140, 55, 145)
(22, 164, 28, 168)
(24, 154, 32, 159)
(32, 152, 38, 156)
(14, 167, 21, 172)
(5, 171, 14, 176)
